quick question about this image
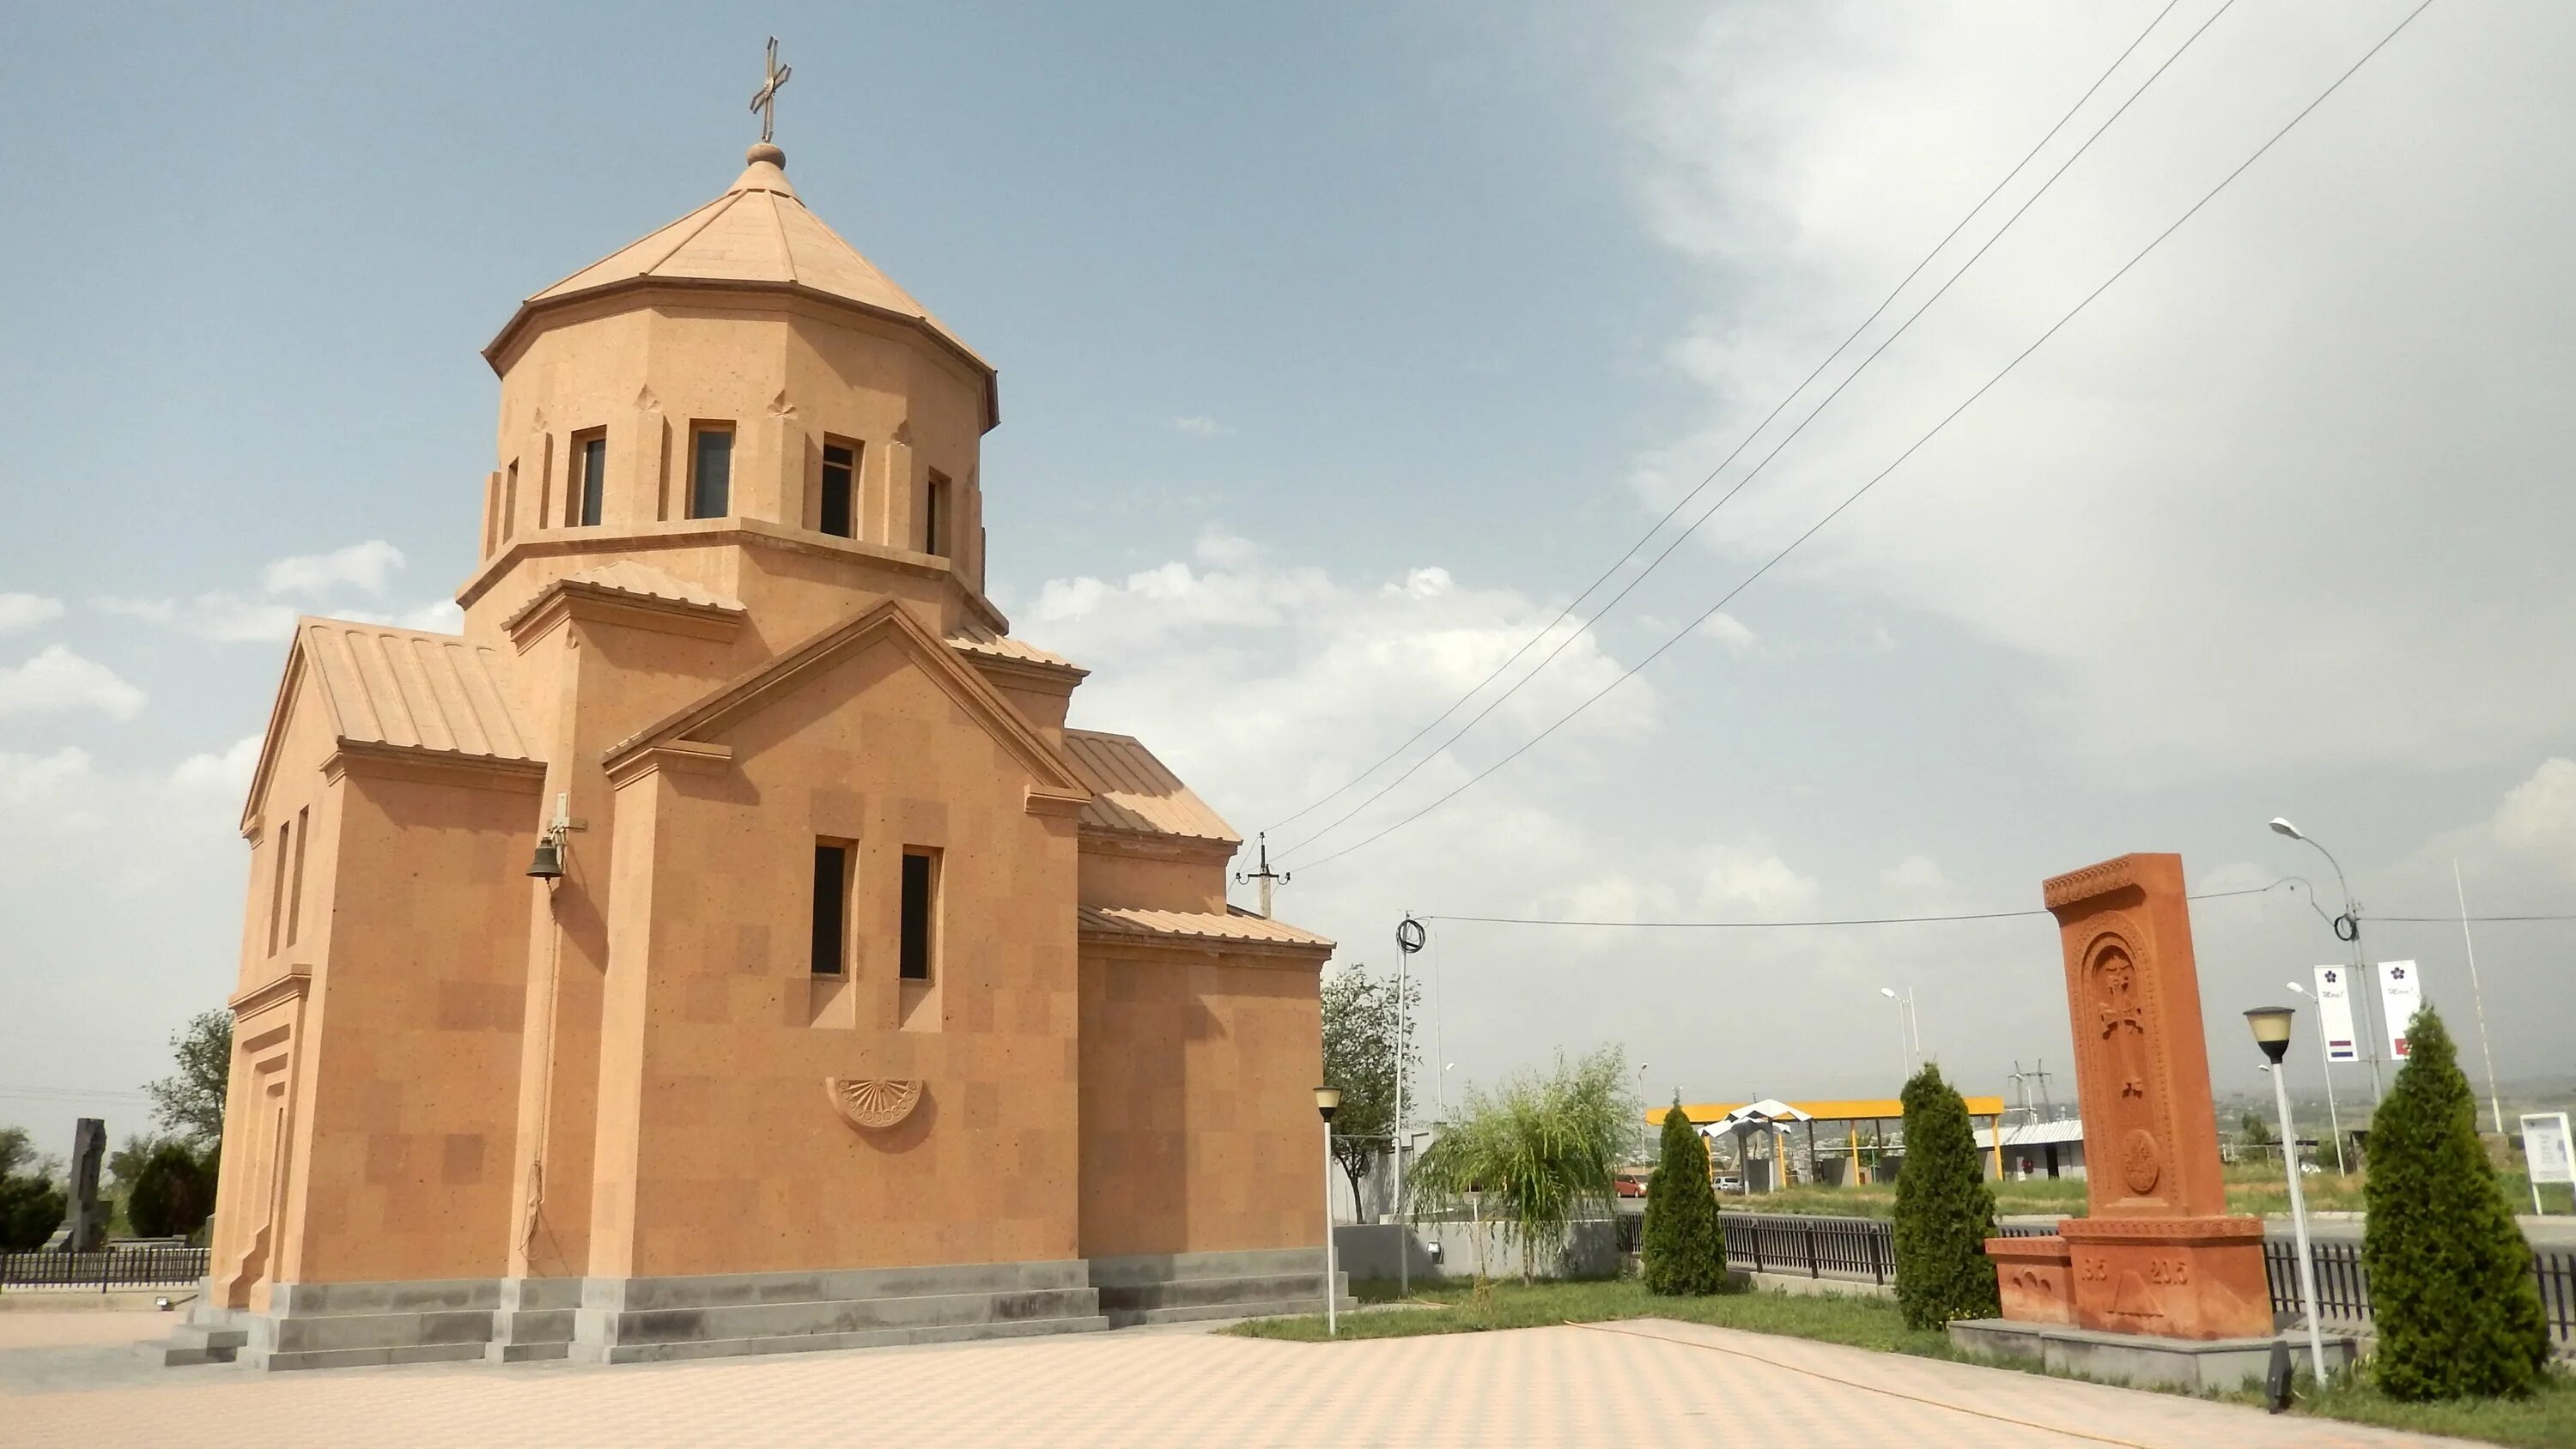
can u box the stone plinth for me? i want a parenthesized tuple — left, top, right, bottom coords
(1994, 854, 2270, 1341)
(1948, 1319, 2358, 1392)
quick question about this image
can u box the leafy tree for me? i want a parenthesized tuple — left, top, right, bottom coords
(1892, 1062, 2000, 1329)
(108, 1135, 161, 1198)
(127, 1141, 216, 1240)
(1412, 1046, 1637, 1282)
(0, 1128, 67, 1252)
(2239, 1109, 2276, 1145)
(1320, 965, 1421, 1221)
(1640, 1100, 1728, 1295)
(2362, 1008, 2549, 1399)
(145, 1009, 232, 1151)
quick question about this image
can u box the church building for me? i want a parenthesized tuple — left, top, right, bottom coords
(185, 116, 1339, 1367)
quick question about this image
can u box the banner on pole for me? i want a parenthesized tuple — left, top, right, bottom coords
(2378, 960, 2423, 1060)
(2312, 966, 2360, 1063)
(2524, 1113, 2576, 1187)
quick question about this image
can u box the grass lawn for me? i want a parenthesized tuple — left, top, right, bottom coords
(1227, 1276, 2576, 1448)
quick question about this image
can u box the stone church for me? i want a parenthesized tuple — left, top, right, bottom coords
(184, 133, 1338, 1369)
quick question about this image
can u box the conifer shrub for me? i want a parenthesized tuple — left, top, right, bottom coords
(1641, 1100, 1729, 1295)
(2361, 1007, 2549, 1399)
(127, 1141, 216, 1240)
(1891, 1063, 1999, 1329)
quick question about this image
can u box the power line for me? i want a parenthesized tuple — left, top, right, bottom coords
(1426, 882, 2287, 930)
(1293, 0, 2439, 874)
(1273, 0, 2229, 863)
(1257, 0, 2184, 839)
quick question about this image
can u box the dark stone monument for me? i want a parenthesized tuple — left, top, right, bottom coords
(63, 1117, 107, 1252)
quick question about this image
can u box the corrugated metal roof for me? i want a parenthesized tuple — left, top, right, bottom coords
(1060, 730, 1237, 844)
(501, 561, 746, 633)
(298, 618, 538, 764)
(946, 622, 1079, 672)
(1078, 906, 1334, 950)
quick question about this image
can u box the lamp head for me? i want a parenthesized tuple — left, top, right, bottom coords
(2286, 981, 2306, 996)
(2245, 1006, 2295, 1064)
(1314, 1085, 1341, 1122)
(1879, 987, 1899, 999)
(2269, 817, 2304, 841)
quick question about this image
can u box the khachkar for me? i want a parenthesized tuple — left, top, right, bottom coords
(1985, 853, 2271, 1338)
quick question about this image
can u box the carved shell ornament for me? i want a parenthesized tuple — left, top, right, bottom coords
(826, 1077, 923, 1131)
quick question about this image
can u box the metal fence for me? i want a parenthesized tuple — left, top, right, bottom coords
(2262, 1237, 2576, 1349)
(1710, 1211, 2576, 1351)
(0, 1246, 209, 1292)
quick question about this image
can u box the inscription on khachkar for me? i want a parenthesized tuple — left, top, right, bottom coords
(1984, 853, 2272, 1340)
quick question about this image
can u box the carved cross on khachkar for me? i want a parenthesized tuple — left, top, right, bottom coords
(750, 36, 793, 144)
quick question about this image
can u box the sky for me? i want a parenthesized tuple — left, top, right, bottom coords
(3, 1, 2573, 1159)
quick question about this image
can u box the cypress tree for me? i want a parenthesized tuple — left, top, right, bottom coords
(1892, 1063, 1999, 1330)
(1641, 1100, 1728, 1295)
(2361, 1007, 2549, 1399)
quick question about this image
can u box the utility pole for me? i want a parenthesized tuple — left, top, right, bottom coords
(2455, 860, 2507, 1136)
(1394, 916, 1426, 1299)
(1236, 833, 1289, 919)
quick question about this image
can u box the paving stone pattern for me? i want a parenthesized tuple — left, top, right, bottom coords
(0, 1310, 2488, 1447)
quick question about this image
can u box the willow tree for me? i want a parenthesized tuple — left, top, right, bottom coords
(1411, 1046, 1637, 1282)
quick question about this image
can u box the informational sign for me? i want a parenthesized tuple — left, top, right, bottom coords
(2524, 1113, 2576, 1187)
(2379, 960, 2423, 1060)
(2312, 966, 2360, 1064)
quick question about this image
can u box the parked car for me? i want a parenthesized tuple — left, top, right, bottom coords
(1713, 1173, 1747, 1195)
(1616, 1177, 1648, 1198)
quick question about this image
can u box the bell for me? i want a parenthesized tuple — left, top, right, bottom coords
(526, 834, 564, 879)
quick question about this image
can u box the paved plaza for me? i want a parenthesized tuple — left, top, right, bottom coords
(0, 1307, 2484, 1448)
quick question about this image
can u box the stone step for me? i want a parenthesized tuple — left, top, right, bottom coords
(160, 1324, 246, 1367)
(598, 1284, 1101, 1348)
(267, 1307, 495, 1355)
(1096, 1271, 1332, 1314)
(246, 1341, 490, 1373)
(586, 1311, 1111, 1365)
(1106, 1296, 1354, 1329)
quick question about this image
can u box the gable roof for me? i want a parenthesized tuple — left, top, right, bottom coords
(1078, 906, 1333, 954)
(1060, 730, 1238, 845)
(244, 618, 543, 828)
(601, 598, 1086, 803)
(486, 147, 995, 427)
(945, 619, 1083, 676)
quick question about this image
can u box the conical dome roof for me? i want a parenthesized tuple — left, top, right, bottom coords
(484, 145, 993, 422)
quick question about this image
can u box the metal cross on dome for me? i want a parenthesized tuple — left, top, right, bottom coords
(750, 36, 793, 144)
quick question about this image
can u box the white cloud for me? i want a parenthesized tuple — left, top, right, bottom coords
(2494, 757, 2576, 853)
(1695, 847, 1823, 919)
(1170, 415, 1231, 437)
(171, 735, 262, 795)
(1880, 854, 1947, 894)
(262, 540, 405, 597)
(1698, 610, 1759, 656)
(0, 646, 146, 720)
(94, 593, 301, 643)
(0, 746, 97, 805)
(1628, 3, 2576, 774)
(0, 593, 64, 634)
(94, 537, 454, 643)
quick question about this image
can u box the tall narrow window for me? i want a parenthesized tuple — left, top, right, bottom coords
(923, 475, 951, 557)
(810, 842, 849, 976)
(819, 440, 857, 538)
(572, 429, 607, 527)
(689, 424, 733, 518)
(285, 805, 309, 947)
(898, 850, 937, 981)
(502, 460, 519, 541)
(266, 819, 291, 955)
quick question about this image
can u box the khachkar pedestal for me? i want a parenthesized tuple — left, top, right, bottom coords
(1953, 854, 2332, 1390)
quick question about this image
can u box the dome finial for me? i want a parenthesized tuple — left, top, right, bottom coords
(749, 36, 793, 147)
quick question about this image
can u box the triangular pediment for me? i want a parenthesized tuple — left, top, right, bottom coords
(599, 599, 1088, 803)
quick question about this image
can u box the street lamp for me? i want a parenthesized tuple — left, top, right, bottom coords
(2269, 816, 2382, 1103)
(2245, 1007, 2330, 1382)
(1879, 987, 1921, 1080)
(1315, 1085, 1342, 1337)
(2284, 981, 2348, 1174)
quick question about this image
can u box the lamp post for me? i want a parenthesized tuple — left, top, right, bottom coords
(1315, 1085, 1342, 1337)
(2269, 818, 2381, 1104)
(2246, 1007, 2330, 1381)
(2285, 981, 2348, 1174)
(1879, 987, 1920, 1079)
